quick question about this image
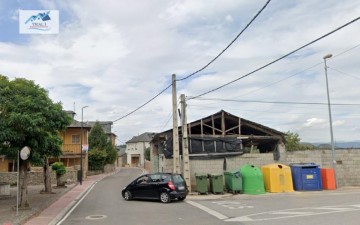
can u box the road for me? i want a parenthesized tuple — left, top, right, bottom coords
(59, 168, 360, 225)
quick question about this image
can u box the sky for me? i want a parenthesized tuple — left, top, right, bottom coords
(0, 0, 360, 145)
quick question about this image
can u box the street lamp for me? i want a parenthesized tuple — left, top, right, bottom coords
(323, 53, 337, 188)
(80, 105, 88, 185)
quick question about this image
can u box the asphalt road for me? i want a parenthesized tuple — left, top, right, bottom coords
(59, 168, 360, 225)
(59, 168, 224, 225)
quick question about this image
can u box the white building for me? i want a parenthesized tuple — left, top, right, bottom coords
(126, 132, 156, 167)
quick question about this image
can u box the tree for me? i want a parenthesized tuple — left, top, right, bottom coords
(88, 121, 108, 151)
(105, 141, 117, 164)
(285, 131, 315, 151)
(0, 75, 71, 208)
(88, 121, 117, 170)
(88, 149, 107, 170)
(144, 147, 150, 161)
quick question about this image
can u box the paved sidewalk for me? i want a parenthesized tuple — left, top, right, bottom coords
(23, 172, 115, 225)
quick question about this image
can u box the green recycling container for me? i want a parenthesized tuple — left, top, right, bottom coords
(240, 164, 265, 195)
(224, 170, 242, 193)
(195, 173, 208, 194)
(208, 173, 224, 194)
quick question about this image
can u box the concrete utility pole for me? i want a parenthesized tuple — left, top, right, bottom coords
(180, 94, 191, 191)
(172, 74, 180, 174)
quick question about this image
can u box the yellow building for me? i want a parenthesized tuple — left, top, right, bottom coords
(0, 111, 92, 177)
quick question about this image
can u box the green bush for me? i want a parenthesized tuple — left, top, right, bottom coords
(105, 143, 117, 164)
(88, 149, 107, 170)
(51, 162, 66, 176)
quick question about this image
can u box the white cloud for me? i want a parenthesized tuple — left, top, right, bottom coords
(1, 0, 360, 144)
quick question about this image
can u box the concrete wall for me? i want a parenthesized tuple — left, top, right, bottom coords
(155, 149, 360, 190)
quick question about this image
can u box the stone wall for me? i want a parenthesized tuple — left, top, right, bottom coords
(0, 168, 77, 185)
(157, 149, 360, 190)
(144, 160, 152, 172)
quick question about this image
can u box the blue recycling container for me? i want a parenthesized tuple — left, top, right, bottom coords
(290, 163, 322, 191)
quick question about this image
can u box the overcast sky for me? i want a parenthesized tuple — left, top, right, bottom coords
(1, 0, 360, 144)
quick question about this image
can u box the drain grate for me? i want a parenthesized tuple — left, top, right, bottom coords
(86, 215, 107, 220)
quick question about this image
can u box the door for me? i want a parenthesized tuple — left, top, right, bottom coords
(131, 155, 140, 167)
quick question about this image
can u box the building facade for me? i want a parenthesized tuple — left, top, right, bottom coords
(126, 132, 156, 167)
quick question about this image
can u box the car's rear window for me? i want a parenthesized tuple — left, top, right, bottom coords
(148, 174, 171, 182)
(172, 175, 185, 184)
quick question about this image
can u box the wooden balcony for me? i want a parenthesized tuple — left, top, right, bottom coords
(62, 144, 81, 154)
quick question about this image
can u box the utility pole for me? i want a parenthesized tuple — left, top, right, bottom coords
(172, 74, 180, 174)
(180, 94, 191, 191)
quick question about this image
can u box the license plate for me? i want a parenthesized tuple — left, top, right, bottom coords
(178, 186, 185, 190)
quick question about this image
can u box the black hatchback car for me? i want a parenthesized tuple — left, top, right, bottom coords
(122, 173, 188, 203)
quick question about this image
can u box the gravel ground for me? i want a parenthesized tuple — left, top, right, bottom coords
(0, 183, 75, 225)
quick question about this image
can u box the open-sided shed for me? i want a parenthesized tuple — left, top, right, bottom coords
(151, 110, 285, 161)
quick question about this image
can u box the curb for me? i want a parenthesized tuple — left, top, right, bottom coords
(48, 169, 121, 225)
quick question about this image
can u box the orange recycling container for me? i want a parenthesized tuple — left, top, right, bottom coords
(321, 168, 336, 190)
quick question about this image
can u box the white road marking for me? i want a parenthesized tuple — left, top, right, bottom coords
(212, 201, 254, 209)
(271, 211, 313, 215)
(225, 204, 360, 222)
(226, 216, 253, 222)
(316, 207, 352, 211)
(186, 200, 228, 220)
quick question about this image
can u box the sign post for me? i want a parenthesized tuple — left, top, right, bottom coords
(17, 146, 31, 216)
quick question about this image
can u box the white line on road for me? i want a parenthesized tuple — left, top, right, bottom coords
(271, 211, 313, 215)
(186, 200, 228, 220)
(225, 204, 360, 222)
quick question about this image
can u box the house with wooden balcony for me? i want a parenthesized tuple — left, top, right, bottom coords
(0, 110, 92, 174)
(48, 111, 92, 178)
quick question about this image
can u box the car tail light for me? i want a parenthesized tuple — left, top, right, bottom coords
(168, 181, 176, 191)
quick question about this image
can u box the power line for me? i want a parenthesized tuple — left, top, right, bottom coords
(190, 97, 360, 106)
(112, 1, 272, 123)
(328, 66, 360, 80)
(177, 0, 272, 81)
(113, 83, 172, 123)
(189, 16, 360, 100)
(233, 42, 360, 98)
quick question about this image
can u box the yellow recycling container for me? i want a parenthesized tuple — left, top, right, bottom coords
(261, 164, 294, 193)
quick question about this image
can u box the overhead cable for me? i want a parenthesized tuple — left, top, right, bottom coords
(112, 1, 272, 123)
(189, 16, 360, 100)
(232, 42, 360, 98)
(113, 83, 172, 123)
(177, 0, 272, 81)
(191, 97, 360, 106)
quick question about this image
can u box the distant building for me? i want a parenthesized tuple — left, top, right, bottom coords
(126, 132, 156, 167)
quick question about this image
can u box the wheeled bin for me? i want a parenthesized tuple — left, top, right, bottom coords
(208, 173, 224, 194)
(321, 168, 336, 190)
(195, 173, 208, 194)
(290, 163, 322, 191)
(224, 170, 242, 194)
(240, 164, 265, 195)
(261, 164, 294, 193)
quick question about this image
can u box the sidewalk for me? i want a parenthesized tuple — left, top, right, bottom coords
(24, 172, 114, 225)
(0, 170, 117, 225)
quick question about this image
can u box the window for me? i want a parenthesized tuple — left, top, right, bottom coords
(72, 134, 80, 144)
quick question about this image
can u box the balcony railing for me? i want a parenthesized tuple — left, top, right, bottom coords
(62, 144, 81, 154)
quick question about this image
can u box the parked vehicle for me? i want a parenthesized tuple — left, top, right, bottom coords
(122, 173, 188, 203)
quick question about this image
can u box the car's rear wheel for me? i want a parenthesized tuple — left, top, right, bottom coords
(124, 191, 132, 201)
(178, 196, 186, 201)
(160, 192, 171, 203)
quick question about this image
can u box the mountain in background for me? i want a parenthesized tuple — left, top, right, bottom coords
(302, 141, 360, 149)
